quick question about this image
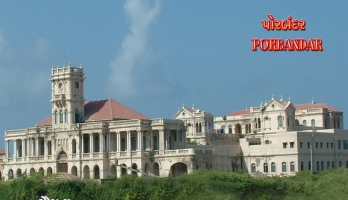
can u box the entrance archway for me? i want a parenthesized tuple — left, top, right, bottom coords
(131, 163, 137, 176)
(71, 166, 77, 176)
(153, 162, 159, 176)
(57, 151, 68, 173)
(121, 164, 127, 175)
(83, 165, 90, 179)
(170, 162, 187, 177)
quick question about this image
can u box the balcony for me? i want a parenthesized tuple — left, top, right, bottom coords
(54, 94, 65, 100)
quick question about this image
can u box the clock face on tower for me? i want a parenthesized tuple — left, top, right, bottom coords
(75, 82, 79, 89)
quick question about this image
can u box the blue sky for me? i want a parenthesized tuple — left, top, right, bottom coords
(0, 1, 347, 150)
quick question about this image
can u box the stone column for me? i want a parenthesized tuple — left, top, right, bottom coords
(81, 135, 85, 153)
(116, 132, 121, 152)
(159, 130, 165, 151)
(127, 131, 131, 151)
(35, 138, 39, 156)
(138, 131, 143, 151)
(150, 131, 153, 151)
(52, 138, 56, 155)
(22, 139, 26, 158)
(89, 133, 94, 153)
(176, 130, 179, 149)
(100, 133, 104, 153)
(5, 140, 9, 159)
(13, 140, 17, 158)
(44, 138, 48, 157)
(107, 133, 111, 152)
(165, 130, 169, 150)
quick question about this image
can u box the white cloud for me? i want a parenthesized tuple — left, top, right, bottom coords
(0, 31, 54, 106)
(109, 0, 161, 97)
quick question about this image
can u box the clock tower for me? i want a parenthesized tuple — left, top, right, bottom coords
(50, 63, 85, 130)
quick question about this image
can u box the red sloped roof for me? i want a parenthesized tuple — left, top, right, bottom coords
(294, 103, 341, 112)
(186, 108, 196, 113)
(37, 99, 149, 126)
(0, 149, 5, 154)
(84, 99, 149, 121)
(228, 109, 250, 116)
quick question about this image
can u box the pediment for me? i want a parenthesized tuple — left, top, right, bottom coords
(263, 100, 287, 112)
(173, 108, 194, 119)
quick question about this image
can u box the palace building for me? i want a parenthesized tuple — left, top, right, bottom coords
(3, 64, 348, 180)
(3, 65, 206, 180)
(215, 96, 348, 176)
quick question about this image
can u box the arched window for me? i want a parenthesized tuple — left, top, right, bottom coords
(131, 136, 136, 151)
(321, 161, 324, 171)
(47, 141, 52, 155)
(221, 126, 225, 134)
(228, 126, 232, 134)
(339, 161, 342, 167)
(303, 120, 307, 126)
(295, 119, 299, 126)
(65, 110, 68, 123)
(278, 116, 283, 127)
(346, 161, 348, 168)
(263, 163, 268, 173)
(251, 163, 256, 173)
(59, 110, 63, 123)
(54, 111, 58, 124)
(290, 162, 295, 172)
(282, 162, 287, 172)
(271, 162, 276, 172)
(311, 119, 315, 127)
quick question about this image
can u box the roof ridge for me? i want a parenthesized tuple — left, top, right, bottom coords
(109, 99, 113, 119)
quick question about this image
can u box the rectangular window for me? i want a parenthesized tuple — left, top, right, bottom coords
(332, 161, 335, 168)
(331, 143, 334, 149)
(283, 142, 287, 149)
(300, 141, 303, 148)
(320, 142, 323, 148)
(344, 140, 348, 149)
(327, 142, 329, 148)
(301, 161, 304, 171)
(308, 142, 311, 148)
(316, 161, 320, 171)
(338, 140, 341, 149)
(316, 142, 318, 148)
(290, 142, 294, 148)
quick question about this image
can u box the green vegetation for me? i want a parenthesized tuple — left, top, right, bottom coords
(1, 168, 348, 200)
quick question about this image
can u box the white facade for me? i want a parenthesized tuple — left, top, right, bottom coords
(3, 65, 212, 180)
(241, 129, 348, 176)
(215, 96, 347, 176)
(173, 105, 214, 145)
(215, 96, 343, 136)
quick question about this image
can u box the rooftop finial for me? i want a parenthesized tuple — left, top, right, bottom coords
(264, 100, 267, 106)
(68, 62, 71, 67)
(51, 64, 54, 69)
(288, 97, 291, 102)
(192, 104, 195, 109)
(312, 97, 315, 104)
(80, 64, 83, 69)
(272, 95, 274, 100)
(182, 103, 185, 108)
(280, 95, 283, 101)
